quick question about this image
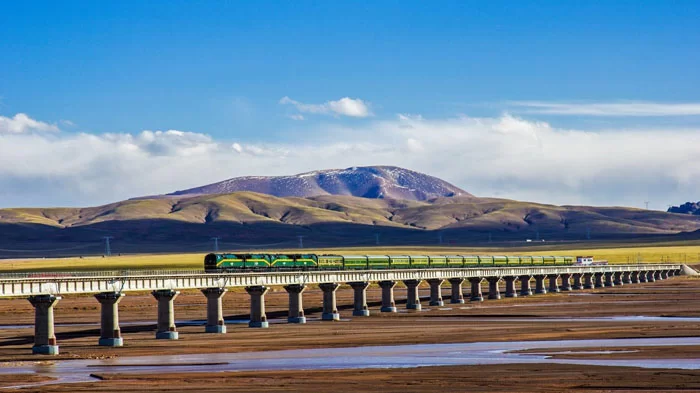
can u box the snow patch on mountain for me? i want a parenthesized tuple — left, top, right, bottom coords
(167, 166, 471, 201)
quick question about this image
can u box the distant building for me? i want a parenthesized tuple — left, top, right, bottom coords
(576, 256, 594, 265)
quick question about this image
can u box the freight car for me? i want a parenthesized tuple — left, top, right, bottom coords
(204, 253, 574, 272)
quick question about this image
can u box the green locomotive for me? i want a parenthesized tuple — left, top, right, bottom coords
(204, 253, 574, 272)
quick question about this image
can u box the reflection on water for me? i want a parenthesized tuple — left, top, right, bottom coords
(1, 337, 700, 389)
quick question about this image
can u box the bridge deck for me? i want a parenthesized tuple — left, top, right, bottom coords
(0, 264, 680, 297)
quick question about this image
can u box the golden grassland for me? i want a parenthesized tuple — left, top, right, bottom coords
(2, 242, 700, 272)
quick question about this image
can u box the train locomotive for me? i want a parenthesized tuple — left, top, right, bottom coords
(204, 253, 574, 272)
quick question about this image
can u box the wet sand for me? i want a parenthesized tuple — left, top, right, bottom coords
(0, 276, 699, 391)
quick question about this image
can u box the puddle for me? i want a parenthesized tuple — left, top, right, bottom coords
(2, 337, 700, 389)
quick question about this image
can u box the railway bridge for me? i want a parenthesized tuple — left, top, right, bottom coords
(0, 263, 684, 355)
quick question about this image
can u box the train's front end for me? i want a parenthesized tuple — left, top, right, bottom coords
(204, 253, 221, 273)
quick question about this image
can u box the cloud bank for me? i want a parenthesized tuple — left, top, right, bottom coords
(1, 112, 700, 209)
(0, 113, 60, 133)
(509, 101, 700, 116)
(280, 96, 372, 118)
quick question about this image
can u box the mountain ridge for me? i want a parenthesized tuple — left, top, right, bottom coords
(165, 166, 472, 201)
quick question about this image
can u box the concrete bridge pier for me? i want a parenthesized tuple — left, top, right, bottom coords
(504, 276, 518, 298)
(95, 292, 125, 346)
(469, 278, 483, 302)
(583, 273, 594, 289)
(201, 288, 227, 333)
(559, 274, 572, 291)
(572, 273, 583, 290)
(666, 270, 674, 278)
(604, 272, 615, 287)
(152, 289, 179, 339)
(638, 271, 648, 283)
(320, 283, 341, 320)
(427, 279, 444, 306)
(647, 271, 656, 282)
(533, 275, 547, 295)
(654, 271, 663, 280)
(594, 272, 605, 288)
(519, 275, 533, 296)
(487, 277, 501, 300)
(548, 274, 560, 293)
(284, 284, 306, 323)
(349, 282, 370, 316)
(622, 271, 632, 284)
(404, 280, 423, 310)
(613, 272, 623, 286)
(28, 295, 61, 355)
(449, 278, 465, 304)
(379, 280, 397, 312)
(630, 271, 640, 283)
(246, 286, 269, 328)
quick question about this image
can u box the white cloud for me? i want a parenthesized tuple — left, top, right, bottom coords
(287, 114, 305, 121)
(509, 101, 700, 116)
(2, 111, 700, 209)
(280, 96, 371, 118)
(0, 113, 60, 133)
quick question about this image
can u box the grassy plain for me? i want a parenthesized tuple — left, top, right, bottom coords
(2, 242, 700, 272)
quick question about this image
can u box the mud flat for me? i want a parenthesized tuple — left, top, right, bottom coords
(0, 277, 698, 392)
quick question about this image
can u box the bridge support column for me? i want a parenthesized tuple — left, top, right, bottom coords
(448, 278, 465, 304)
(284, 284, 306, 324)
(661, 270, 669, 279)
(647, 271, 656, 282)
(519, 275, 532, 296)
(666, 270, 674, 278)
(583, 273, 594, 289)
(349, 282, 370, 316)
(152, 290, 179, 339)
(487, 278, 501, 300)
(613, 272, 623, 286)
(427, 279, 444, 306)
(95, 292, 124, 346)
(534, 275, 547, 294)
(594, 273, 605, 288)
(504, 276, 518, 298)
(572, 273, 583, 290)
(201, 288, 227, 333)
(379, 281, 397, 312)
(469, 278, 483, 302)
(28, 295, 61, 355)
(638, 271, 648, 283)
(560, 274, 572, 291)
(622, 271, 632, 284)
(404, 280, 423, 310)
(320, 283, 341, 320)
(246, 286, 269, 328)
(547, 274, 560, 293)
(604, 272, 615, 287)
(654, 271, 662, 280)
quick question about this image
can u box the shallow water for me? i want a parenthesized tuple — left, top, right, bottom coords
(1, 337, 700, 389)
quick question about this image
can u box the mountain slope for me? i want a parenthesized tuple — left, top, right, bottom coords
(166, 166, 471, 201)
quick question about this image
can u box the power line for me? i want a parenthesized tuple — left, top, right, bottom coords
(102, 236, 113, 257)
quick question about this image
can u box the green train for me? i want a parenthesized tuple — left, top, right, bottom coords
(204, 253, 574, 272)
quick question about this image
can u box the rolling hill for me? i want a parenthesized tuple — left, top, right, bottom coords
(3, 192, 700, 257)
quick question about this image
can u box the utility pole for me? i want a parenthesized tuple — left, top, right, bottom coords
(375, 233, 380, 246)
(586, 227, 591, 240)
(102, 236, 113, 257)
(211, 237, 220, 252)
(297, 235, 304, 249)
(438, 232, 443, 245)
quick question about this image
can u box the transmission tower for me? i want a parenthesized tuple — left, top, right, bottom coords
(297, 235, 304, 249)
(102, 236, 113, 257)
(375, 233, 380, 246)
(644, 201, 649, 210)
(211, 237, 220, 252)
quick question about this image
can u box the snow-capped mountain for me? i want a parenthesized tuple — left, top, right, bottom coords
(167, 166, 471, 201)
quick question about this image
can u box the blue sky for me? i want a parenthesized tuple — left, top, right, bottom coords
(1, 1, 700, 208)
